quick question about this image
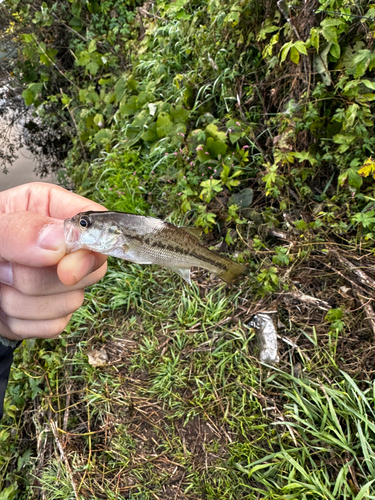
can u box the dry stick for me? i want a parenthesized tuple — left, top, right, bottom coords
(327, 247, 375, 339)
(328, 247, 375, 290)
(354, 288, 375, 340)
(50, 419, 79, 500)
(284, 291, 331, 311)
(318, 259, 371, 299)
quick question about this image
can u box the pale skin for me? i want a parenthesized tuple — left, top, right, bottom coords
(0, 182, 108, 341)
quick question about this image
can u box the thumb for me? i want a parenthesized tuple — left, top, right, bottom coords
(0, 211, 66, 267)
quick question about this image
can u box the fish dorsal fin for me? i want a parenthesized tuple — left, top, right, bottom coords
(173, 268, 192, 285)
(180, 227, 203, 240)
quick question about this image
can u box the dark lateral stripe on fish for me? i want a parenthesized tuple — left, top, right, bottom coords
(188, 251, 228, 270)
(128, 233, 228, 271)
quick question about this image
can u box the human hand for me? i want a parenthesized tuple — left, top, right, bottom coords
(0, 182, 108, 341)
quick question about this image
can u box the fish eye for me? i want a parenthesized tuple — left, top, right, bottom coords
(79, 215, 91, 229)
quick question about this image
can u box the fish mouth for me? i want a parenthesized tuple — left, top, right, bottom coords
(64, 219, 81, 253)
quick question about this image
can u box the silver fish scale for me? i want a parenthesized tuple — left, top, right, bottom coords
(125, 227, 223, 273)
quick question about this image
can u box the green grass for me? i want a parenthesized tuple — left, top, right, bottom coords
(2, 257, 375, 499)
(2, 0, 375, 497)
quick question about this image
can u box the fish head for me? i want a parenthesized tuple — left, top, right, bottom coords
(64, 211, 123, 254)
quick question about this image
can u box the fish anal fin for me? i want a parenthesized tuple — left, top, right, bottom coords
(173, 268, 192, 285)
(219, 262, 247, 284)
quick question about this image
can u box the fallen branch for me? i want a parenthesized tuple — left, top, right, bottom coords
(282, 291, 331, 311)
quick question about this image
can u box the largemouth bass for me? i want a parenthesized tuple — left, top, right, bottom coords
(64, 211, 246, 284)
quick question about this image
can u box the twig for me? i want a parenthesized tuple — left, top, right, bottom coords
(328, 247, 375, 290)
(50, 419, 79, 500)
(139, 7, 165, 21)
(355, 289, 375, 341)
(282, 291, 331, 311)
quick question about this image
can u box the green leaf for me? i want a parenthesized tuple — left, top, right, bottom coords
(120, 95, 138, 116)
(21, 34, 36, 43)
(321, 25, 338, 44)
(93, 113, 103, 126)
(87, 61, 99, 75)
(141, 122, 158, 142)
(0, 483, 17, 500)
(156, 112, 173, 137)
(206, 137, 227, 157)
(69, 16, 83, 30)
(362, 79, 375, 91)
(170, 105, 190, 123)
(280, 41, 293, 63)
(22, 83, 42, 105)
(352, 210, 375, 228)
(226, 120, 243, 143)
(205, 123, 227, 142)
(294, 40, 307, 55)
(290, 46, 300, 64)
(71, 1, 82, 18)
(94, 129, 111, 144)
(228, 188, 253, 208)
(114, 77, 127, 102)
(330, 43, 340, 59)
(88, 39, 97, 53)
(339, 167, 362, 189)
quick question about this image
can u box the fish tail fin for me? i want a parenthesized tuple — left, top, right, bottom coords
(219, 261, 247, 284)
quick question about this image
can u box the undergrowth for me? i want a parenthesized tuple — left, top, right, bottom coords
(1, 0, 375, 498)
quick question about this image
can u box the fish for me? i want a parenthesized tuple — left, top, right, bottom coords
(64, 211, 247, 285)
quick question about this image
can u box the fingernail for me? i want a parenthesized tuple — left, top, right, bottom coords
(0, 262, 13, 285)
(38, 222, 65, 251)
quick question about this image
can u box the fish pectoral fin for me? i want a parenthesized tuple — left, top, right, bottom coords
(173, 268, 192, 285)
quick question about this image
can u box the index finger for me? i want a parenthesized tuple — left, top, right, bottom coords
(0, 182, 107, 219)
